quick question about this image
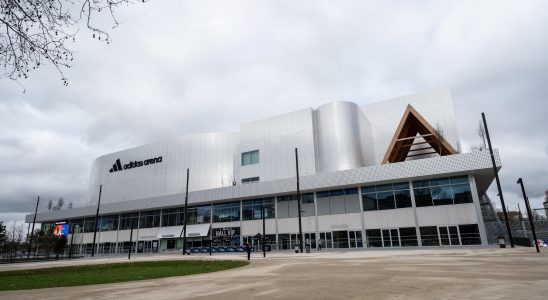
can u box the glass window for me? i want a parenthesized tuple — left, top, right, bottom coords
(413, 176, 473, 207)
(99, 215, 119, 232)
(366, 229, 382, 247)
(377, 191, 395, 210)
(420, 226, 440, 246)
(382, 229, 391, 247)
(429, 178, 451, 186)
(213, 201, 240, 223)
(399, 227, 418, 247)
(394, 190, 412, 208)
(316, 191, 330, 198)
(119, 213, 139, 230)
(414, 187, 433, 207)
(392, 182, 410, 190)
(242, 198, 275, 220)
(329, 189, 345, 197)
(362, 182, 410, 211)
(439, 226, 450, 245)
(375, 184, 393, 192)
(69, 219, 85, 234)
(362, 193, 378, 211)
(431, 186, 454, 206)
(241, 150, 259, 166)
(302, 193, 314, 204)
(139, 210, 160, 228)
(452, 184, 473, 204)
(413, 179, 430, 188)
(84, 218, 96, 233)
(161, 207, 182, 227)
(344, 188, 358, 195)
(186, 205, 211, 224)
(361, 186, 376, 194)
(459, 224, 481, 245)
(241, 176, 259, 184)
(450, 176, 469, 185)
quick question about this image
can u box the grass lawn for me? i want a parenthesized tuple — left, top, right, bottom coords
(0, 260, 248, 291)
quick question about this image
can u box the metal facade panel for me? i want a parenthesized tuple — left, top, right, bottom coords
(27, 150, 499, 223)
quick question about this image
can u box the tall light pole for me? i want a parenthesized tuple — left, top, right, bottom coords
(262, 205, 266, 258)
(68, 224, 76, 260)
(128, 217, 136, 260)
(482, 113, 514, 247)
(27, 196, 40, 260)
(517, 178, 540, 253)
(181, 168, 190, 255)
(91, 185, 102, 257)
(295, 148, 303, 253)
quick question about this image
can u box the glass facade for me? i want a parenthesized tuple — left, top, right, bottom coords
(362, 181, 412, 211)
(213, 201, 240, 223)
(119, 213, 139, 230)
(413, 176, 473, 207)
(242, 198, 275, 220)
(161, 208, 182, 227)
(139, 210, 161, 228)
(186, 205, 211, 224)
(99, 215, 119, 232)
(48, 173, 483, 254)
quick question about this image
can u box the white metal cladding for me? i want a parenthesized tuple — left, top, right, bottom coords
(315, 101, 369, 173)
(27, 150, 500, 223)
(87, 132, 239, 206)
(83, 89, 462, 209)
(235, 108, 317, 184)
(361, 89, 460, 162)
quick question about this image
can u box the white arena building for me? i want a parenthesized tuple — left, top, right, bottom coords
(26, 89, 501, 255)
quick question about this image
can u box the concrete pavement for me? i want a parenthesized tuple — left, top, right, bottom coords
(1, 247, 547, 299)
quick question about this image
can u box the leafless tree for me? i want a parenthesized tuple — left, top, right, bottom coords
(47, 198, 52, 211)
(469, 120, 488, 152)
(1, 0, 143, 88)
(68, 201, 73, 209)
(53, 196, 64, 210)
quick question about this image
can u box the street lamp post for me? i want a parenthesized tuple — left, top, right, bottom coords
(517, 178, 540, 253)
(91, 185, 103, 257)
(182, 168, 190, 255)
(128, 216, 140, 260)
(27, 196, 40, 260)
(68, 225, 76, 260)
(262, 205, 266, 258)
(295, 148, 304, 253)
(482, 113, 514, 247)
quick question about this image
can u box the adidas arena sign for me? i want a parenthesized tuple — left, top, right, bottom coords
(109, 156, 163, 173)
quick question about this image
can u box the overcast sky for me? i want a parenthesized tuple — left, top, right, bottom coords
(1, 0, 547, 227)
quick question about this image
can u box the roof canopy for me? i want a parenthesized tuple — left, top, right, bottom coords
(382, 104, 457, 164)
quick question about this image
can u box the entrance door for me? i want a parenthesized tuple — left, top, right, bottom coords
(319, 232, 332, 249)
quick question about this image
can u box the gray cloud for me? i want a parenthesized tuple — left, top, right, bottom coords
(1, 0, 548, 223)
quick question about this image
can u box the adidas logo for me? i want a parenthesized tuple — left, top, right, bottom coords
(109, 159, 124, 173)
(109, 156, 163, 173)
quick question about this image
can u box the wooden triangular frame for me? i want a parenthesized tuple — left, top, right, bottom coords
(382, 104, 457, 164)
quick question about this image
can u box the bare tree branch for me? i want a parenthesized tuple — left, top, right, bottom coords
(0, 0, 144, 89)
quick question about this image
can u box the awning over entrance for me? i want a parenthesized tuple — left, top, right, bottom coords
(156, 224, 210, 239)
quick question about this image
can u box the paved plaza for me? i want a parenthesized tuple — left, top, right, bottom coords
(0, 247, 547, 299)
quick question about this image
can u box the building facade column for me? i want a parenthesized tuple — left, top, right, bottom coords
(409, 180, 422, 247)
(469, 174, 489, 245)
